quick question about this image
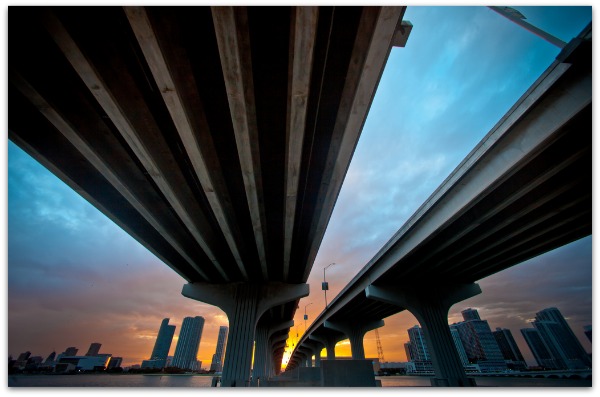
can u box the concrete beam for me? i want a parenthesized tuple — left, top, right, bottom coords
(8, 71, 201, 282)
(302, 6, 406, 280)
(40, 9, 226, 280)
(124, 6, 249, 279)
(366, 283, 480, 386)
(182, 282, 308, 386)
(212, 6, 269, 279)
(283, 6, 319, 280)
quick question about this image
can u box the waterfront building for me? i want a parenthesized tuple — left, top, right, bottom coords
(461, 308, 481, 321)
(55, 355, 110, 372)
(492, 327, 527, 370)
(44, 351, 56, 364)
(450, 326, 470, 366)
(452, 309, 507, 372)
(149, 318, 176, 369)
(584, 325, 591, 342)
(64, 347, 78, 356)
(172, 316, 205, 370)
(85, 342, 102, 356)
(520, 328, 557, 369)
(107, 357, 123, 369)
(210, 326, 228, 372)
(530, 307, 591, 369)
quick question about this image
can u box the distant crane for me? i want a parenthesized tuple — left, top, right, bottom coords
(374, 329, 385, 363)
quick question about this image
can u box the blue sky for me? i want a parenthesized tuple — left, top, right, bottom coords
(4, 5, 593, 369)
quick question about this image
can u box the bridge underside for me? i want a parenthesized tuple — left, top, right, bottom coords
(9, 5, 409, 383)
(288, 24, 591, 374)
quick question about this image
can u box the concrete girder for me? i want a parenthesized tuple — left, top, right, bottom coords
(324, 319, 385, 360)
(124, 6, 249, 280)
(283, 6, 319, 280)
(302, 6, 407, 280)
(39, 9, 227, 281)
(8, 71, 199, 283)
(211, 6, 269, 279)
(182, 282, 308, 386)
(366, 283, 481, 387)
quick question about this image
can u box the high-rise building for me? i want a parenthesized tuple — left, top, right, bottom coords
(453, 308, 506, 372)
(149, 318, 176, 369)
(530, 307, 591, 369)
(85, 342, 102, 356)
(107, 357, 123, 369)
(172, 316, 205, 370)
(584, 325, 592, 343)
(210, 326, 228, 372)
(521, 328, 557, 369)
(492, 328, 526, 370)
(44, 351, 56, 364)
(461, 308, 481, 321)
(406, 325, 432, 373)
(450, 327, 470, 366)
(404, 342, 414, 362)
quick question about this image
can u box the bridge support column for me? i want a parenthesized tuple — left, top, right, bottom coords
(182, 282, 308, 387)
(366, 283, 481, 387)
(310, 334, 340, 360)
(253, 319, 293, 382)
(324, 319, 385, 359)
(270, 339, 286, 377)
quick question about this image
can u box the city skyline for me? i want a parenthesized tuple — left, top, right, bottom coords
(5, 5, 593, 370)
(9, 303, 590, 370)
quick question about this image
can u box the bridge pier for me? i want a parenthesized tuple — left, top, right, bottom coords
(309, 333, 344, 360)
(253, 319, 293, 382)
(324, 319, 385, 359)
(366, 283, 481, 387)
(305, 340, 324, 367)
(182, 282, 308, 387)
(270, 339, 287, 377)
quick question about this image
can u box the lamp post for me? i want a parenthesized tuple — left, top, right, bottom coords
(322, 263, 336, 308)
(488, 6, 567, 48)
(304, 302, 313, 333)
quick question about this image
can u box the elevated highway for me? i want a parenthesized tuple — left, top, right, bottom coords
(286, 23, 591, 387)
(9, 6, 411, 386)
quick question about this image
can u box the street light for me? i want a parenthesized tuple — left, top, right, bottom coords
(322, 263, 336, 308)
(304, 302, 313, 333)
(488, 6, 567, 49)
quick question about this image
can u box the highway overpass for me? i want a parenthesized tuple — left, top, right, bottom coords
(9, 6, 411, 386)
(286, 22, 591, 387)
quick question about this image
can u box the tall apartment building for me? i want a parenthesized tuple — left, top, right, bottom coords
(172, 316, 205, 370)
(529, 307, 591, 369)
(452, 308, 506, 372)
(148, 318, 176, 369)
(210, 326, 228, 372)
(521, 328, 557, 369)
(492, 327, 527, 370)
(406, 325, 433, 373)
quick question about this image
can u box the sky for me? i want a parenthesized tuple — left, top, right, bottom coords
(3, 4, 594, 377)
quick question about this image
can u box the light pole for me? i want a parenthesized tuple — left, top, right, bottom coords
(304, 302, 313, 333)
(322, 263, 336, 308)
(488, 6, 567, 49)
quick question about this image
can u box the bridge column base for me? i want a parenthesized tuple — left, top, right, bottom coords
(182, 282, 309, 387)
(366, 283, 481, 387)
(309, 334, 342, 360)
(253, 319, 294, 382)
(324, 319, 385, 359)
